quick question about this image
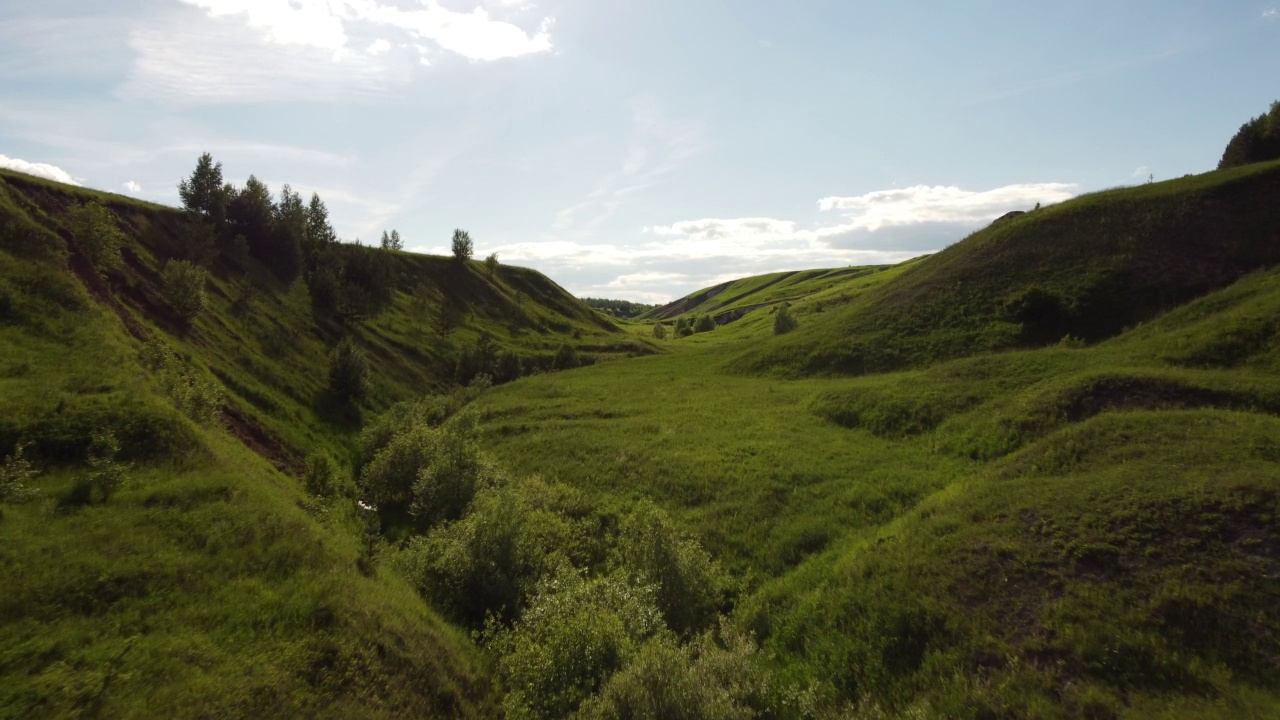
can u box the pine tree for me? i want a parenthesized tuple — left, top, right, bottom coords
(178, 153, 228, 223)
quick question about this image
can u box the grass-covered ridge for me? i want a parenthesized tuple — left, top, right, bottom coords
(5, 151, 1280, 718)
(738, 160, 1280, 377)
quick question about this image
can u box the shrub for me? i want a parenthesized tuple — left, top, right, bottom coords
(327, 337, 370, 404)
(554, 343, 579, 370)
(694, 314, 716, 333)
(66, 201, 125, 273)
(484, 252, 499, 277)
(67, 429, 128, 505)
(358, 414, 495, 527)
(614, 501, 725, 635)
(773, 302, 798, 335)
(0, 442, 39, 503)
(652, 322, 667, 340)
(576, 627, 778, 720)
(161, 259, 208, 326)
(140, 339, 224, 425)
(303, 453, 343, 498)
(485, 569, 664, 720)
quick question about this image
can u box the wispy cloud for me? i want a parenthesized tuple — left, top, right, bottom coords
(510, 181, 1078, 301)
(123, 181, 142, 193)
(1264, 7, 1278, 19)
(0, 154, 80, 185)
(552, 97, 703, 235)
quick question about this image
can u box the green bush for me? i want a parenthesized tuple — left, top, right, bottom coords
(576, 627, 780, 720)
(614, 501, 725, 635)
(64, 429, 128, 505)
(303, 452, 344, 498)
(161, 259, 209, 326)
(694, 315, 716, 333)
(652, 322, 667, 340)
(0, 442, 39, 503)
(327, 337, 370, 404)
(554, 343, 580, 370)
(140, 339, 224, 425)
(772, 303, 798, 335)
(66, 201, 125, 273)
(486, 569, 664, 720)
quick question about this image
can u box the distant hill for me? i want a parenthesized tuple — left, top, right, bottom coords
(737, 160, 1280, 376)
(641, 265, 892, 324)
(581, 296, 655, 319)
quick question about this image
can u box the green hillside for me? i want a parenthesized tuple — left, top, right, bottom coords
(737, 160, 1280, 377)
(470, 165, 1280, 716)
(4, 152, 1280, 719)
(0, 166, 641, 718)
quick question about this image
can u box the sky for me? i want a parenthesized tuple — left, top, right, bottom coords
(1, 1, 1278, 303)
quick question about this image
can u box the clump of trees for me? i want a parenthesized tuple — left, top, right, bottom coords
(380, 229, 403, 251)
(693, 314, 716, 333)
(1219, 101, 1280, 169)
(66, 201, 126, 273)
(582, 298, 657, 319)
(352, 398, 787, 720)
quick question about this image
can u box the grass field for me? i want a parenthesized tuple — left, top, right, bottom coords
(3, 158, 1280, 718)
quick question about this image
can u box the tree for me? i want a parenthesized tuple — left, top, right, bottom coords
(328, 336, 370, 404)
(484, 252, 499, 278)
(652, 322, 667, 340)
(162, 259, 209, 326)
(693, 314, 715, 333)
(1219, 101, 1280, 170)
(66, 201, 126, 273)
(451, 228, 474, 263)
(306, 193, 336, 247)
(772, 302, 798, 335)
(178, 153, 228, 223)
(268, 184, 306, 282)
(227, 175, 274, 263)
(380, 230, 404, 251)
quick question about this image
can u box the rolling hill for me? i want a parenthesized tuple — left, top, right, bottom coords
(3, 152, 1280, 719)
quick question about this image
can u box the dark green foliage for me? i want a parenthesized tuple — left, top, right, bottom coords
(1004, 285, 1074, 343)
(66, 201, 125, 273)
(455, 332, 498, 386)
(486, 570, 664, 720)
(0, 442, 38, 503)
(693, 314, 716, 333)
(576, 629, 779, 720)
(772, 302, 797, 335)
(484, 252, 499, 278)
(64, 429, 128, 506)
(178, 153, 229, 223)
(327, 337, 370, 404)
(1219, 101, 1280, 169)
(652, 322, 667, 339)
(302, 452, 342, 498)
(582, 297, 657, 319)
(161, 259, 209, 326)
(674, 317, 694, 337)
(451, 228, 473, 263)
(139, 339, 224, 425)
(381, 229, 403, 251)
(614, 502, 725, 636)
(554, 343, 579, 370)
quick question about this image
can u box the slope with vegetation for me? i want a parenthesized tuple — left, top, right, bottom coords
(5, 108, 1280, 719)
(0, 156, 647, 718)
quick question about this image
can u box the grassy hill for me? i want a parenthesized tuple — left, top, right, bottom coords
(5, 156, 1280, 719)
(737, 160, 1280, 377)
(0, 167, 643, 718)
(470, 164, 1280, 716)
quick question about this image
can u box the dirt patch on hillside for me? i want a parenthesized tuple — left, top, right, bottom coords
(221, 405, 304, 475)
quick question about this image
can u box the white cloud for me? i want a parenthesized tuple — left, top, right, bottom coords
(1264, 8, 1278, 19)
(513, 181, 1078, 302)
(816, 183, 1076, 233)
(0, 154, 80, 185)
(177, 0, 553, 63)
(1132, 166, 1150, 179)
(123, 181, 142, 193)
(367, 38, 391, 55)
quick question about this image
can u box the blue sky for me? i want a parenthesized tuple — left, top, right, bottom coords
(1, 1, 1277, 302)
